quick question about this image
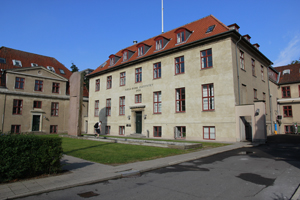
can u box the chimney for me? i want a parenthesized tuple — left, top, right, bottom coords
(133, 40, 138, 44)
(228, 23, 240, 32)
(253, 43, 260, 50)
(243, 34, 251, 42)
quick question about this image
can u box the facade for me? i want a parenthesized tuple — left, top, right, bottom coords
(0, 47, 89, 134)
(274, 64, 300, 134)
(87, 15, 273, 142)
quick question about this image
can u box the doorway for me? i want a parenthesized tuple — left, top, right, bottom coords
(32, 115, 40, 131)
(136, 111, 142, 134)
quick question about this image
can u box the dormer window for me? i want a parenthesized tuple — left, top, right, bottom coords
(110, 56, 115, 66)
(175, 28, 192, 44)
(156, 39, 162, 50)
(31, 63, 38, 67)
(109, 54, 121, 66)
(283, 69, 290, 75)
(138, 45, 144, 56)
(12, 60, 22, 67)
(137, 43, 151, 57)
(123, 51, 128, 61)
(122, 49, 134, 62)
(47, 66, 55, 73)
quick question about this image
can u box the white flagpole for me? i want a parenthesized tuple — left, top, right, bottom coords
(162, 0, 164, 33)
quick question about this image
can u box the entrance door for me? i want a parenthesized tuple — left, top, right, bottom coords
(32, 115, 40, 131)
(136, 111, 142, 134)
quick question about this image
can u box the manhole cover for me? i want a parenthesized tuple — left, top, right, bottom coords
(77, 191, 99, 198)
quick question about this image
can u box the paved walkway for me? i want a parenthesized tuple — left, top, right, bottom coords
(0, 142, 268, 200)
(0, 142, 251, 200)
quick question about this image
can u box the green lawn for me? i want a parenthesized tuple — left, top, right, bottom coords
(42, 135, 229, 165)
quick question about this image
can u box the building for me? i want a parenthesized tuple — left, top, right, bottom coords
(87, 15, 274, 143)
(274, 64, 300, 134)
(0, 47, 89, 134)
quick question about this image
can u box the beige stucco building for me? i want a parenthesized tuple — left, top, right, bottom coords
(0, 47, 89, 134)
(87, 15, 274, 143)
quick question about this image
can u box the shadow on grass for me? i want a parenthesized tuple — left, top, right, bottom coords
(63, 142, 115, 154)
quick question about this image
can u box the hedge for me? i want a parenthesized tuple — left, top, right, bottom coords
(0, 134, 63, 183)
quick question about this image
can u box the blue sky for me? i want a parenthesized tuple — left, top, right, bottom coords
(1, 0, 300, 71)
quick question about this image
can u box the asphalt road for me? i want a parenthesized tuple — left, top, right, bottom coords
(17, 135, 300, 200)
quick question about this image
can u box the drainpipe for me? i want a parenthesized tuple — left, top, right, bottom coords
(1, 94, 6, 133)
(235, 36, 242, 105)
(267, 66, 273, 136)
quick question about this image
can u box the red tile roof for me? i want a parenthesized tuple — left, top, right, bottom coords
(0, 46, 72, 79)
(275, 63, 300, 84)
(90, 15, 230, 75)
(0, 46, 89, 97)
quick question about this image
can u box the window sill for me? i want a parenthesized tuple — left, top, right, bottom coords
(241, 68, 246, 72)
(202, 110, 215, 112)
(201, 67, 213, 70)
(175, 111, 186, 113)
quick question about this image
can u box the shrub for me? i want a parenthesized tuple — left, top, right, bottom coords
(0, 134, 63, 183)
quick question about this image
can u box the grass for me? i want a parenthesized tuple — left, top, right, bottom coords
(40, 134, 229, 165)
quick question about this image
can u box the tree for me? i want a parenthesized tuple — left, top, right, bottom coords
(290, 58, 300, 65)
(70, 63, 79, 73)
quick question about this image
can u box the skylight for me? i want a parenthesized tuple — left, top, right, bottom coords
(100, 62, 107, 68)
(0, 58, 6, 64)
(31, 63, 38, 67)
(47, 66, 56, 73)
(59, 69, 65, 74)
(206, 25, 215, 33)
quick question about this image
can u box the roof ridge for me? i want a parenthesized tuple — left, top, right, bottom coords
(209, 14, 230, 31)
(0, 46, 57, 60)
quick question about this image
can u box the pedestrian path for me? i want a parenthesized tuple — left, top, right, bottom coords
(0, 142, 252, 200)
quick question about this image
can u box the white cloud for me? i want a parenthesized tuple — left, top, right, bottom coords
(273, 34, 300, 67)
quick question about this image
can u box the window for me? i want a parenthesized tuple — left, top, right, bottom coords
(153, 62, 161, 79)
(176, 88, 185, 112)
(263, 92, 266, 101)
(154, 126, 162, 137)
(106, 99, 111, 116)
(203, 126, 215, 140)
(50, 125, 58, 134)
(254, 89, 257, 100)
(135, 94, 142, 103)
(282, 86, 290, 98)
(13, 99, 23, 115)
(252, 59, 256, 76)
(47, 66, 55, 73)
(12, 60, 22, 67)
(261, 66, 264, 80)
(51, 102, 59, 116)
(154, 91, 161, 114)
(94, 100, 99, 117)
(283, 106, 292, 117)
(202, 84, 214, 111)
(156, 39, 162, 50)
(11, 125, 21, 134)
(110, 56, 115, 66)
(120, 72, 126, 86)
(105, 126, 111, 135)
(34, 80, 43, 91)
(240, 51, 245, 70)
(123, 51, 128, 61)
(95, 79, 100, 91)
(175, 56, 184, 74)
(285, 125, 294, 134)
(119, 97, 125, 115)
(201, 49, 212, 69)
(31, 63, 38, 67)
(119, 126, 125, 135)
(175, 126, 186, 138)
(138, 45, 144, 56)
(206, 25, 215, 33)
(33, 101, 42, 109)
(52, 83, 60, 93)
(135, 67, 142, 83)
(59, 69, 65, 74)
(15, 77, 25, 89)
(107, 76, 112, 89)
(0, 58, 6, 64)
(177, 31, 185, 43)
